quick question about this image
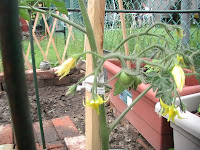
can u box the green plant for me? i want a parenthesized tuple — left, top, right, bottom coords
(19, 1, 200, 150)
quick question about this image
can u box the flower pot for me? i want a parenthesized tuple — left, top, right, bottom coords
(155, 93, 200, 150)
(103, 59, 200, 150)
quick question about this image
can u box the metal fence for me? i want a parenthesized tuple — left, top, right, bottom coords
(103, 0, 200, 51)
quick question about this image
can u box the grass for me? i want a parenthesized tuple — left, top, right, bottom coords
(20, 24, 200, 69)
(22, 30, 85, 69)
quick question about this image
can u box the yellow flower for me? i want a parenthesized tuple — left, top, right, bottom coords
(190, 66, 195, 73)
(176, 28, 184, 39)
(56, 58, 76, 80)
(160, 99, 184, 122)
(176, 54, 185, 66)
(84, 95, 106, 115)
(172, 65, 185, 92)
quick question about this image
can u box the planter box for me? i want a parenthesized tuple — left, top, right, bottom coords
(155, 93, 200, 150)
(103, 59, 200, 150)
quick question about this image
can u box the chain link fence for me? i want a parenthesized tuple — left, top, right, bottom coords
(103, 0, 200, 52)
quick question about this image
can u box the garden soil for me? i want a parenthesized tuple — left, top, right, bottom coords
(0, 84, 154, 150)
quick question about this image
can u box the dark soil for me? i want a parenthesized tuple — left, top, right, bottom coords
(0, 84, 153, 150)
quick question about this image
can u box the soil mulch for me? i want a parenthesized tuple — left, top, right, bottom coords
(0, 84, 154, 150)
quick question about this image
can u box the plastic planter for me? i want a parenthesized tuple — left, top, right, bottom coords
(103, 59, 200, 150)
(155, 93, 200, 150)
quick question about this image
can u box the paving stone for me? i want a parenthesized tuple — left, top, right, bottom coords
(33, 120, 59, 143)
(46, 141, 66, 149)
(0, 124, 13, 145)
(0, 144, 13, 150)
(51, 116, 78, 140)
(64, 135, 85, 150)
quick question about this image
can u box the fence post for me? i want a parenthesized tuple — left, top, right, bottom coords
(181, 0, 192, 46)
(85, 0, 105, 150)
(0, 1, 36, 150)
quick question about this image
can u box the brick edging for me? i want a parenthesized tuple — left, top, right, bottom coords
(0, 67, 84, 90)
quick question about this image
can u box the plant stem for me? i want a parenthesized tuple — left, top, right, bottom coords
(73, 51, 105, 60)
(99, 104, 109, 150)
(18, 6, 87, 33)
(113, 32, 171, 52)
(142, 60, 166, 70)
(137, 44, 166, 57)
(33, 0, 41, 7)
(109, 85, 153, 133)
(78, 0, 98, 68)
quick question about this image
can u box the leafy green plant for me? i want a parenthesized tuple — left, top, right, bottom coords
(18, 1, 200, 150)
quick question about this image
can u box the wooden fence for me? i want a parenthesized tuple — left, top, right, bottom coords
(23, 10, 75, 70)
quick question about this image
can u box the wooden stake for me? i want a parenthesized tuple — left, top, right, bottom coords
(85, 0, 105, 150)
(62, 14, 75, 40)
(43, 12, 61, 64)
(25, 16, 38, 61)
(23, 52, 32, 70)
(62, 26, 73, 62)
(118, 0, 131, 68)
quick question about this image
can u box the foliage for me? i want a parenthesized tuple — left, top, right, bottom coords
(18, 1, 200, 150)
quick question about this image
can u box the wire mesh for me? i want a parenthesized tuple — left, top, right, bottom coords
(104, 0, 200, 52)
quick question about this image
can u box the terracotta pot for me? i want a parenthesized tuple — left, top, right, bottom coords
(103, 59, 200, 150)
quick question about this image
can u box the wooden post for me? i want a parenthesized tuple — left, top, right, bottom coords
(118, 0, 131, 68)
(85, 0, 105, 150)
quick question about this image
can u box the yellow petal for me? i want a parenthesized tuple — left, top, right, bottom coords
(172, 65, 185, 91)
(162, 108, 169, 116)
(56, 58, 76, 80)
(177, 54, 185, 66)
(176, 28, 183, 39)
(160, 98, 169, 109)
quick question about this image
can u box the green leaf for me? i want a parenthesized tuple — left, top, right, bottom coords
(19, 9, 30, 21)
(145, 70, 175, 105)
(44, 0, 52, 7)
(52, 0, 68, 16)
(114, 80, 127, 96)
(198, 104, 200, 113)
(133, 77, 142, 90)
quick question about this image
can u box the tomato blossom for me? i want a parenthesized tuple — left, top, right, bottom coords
(56, 58, 76, 80)
(160, 99, 184, 122)
(176, 54, 185, 66)
(172, 65, 185, 92)
(84, 95, 106, 115)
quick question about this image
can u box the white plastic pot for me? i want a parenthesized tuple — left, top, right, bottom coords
(155, 93, 200, 150)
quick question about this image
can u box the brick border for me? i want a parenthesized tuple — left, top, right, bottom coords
(0, 68, 84, 91)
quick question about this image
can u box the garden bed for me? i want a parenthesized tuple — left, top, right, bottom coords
(0, 82, 154, 149)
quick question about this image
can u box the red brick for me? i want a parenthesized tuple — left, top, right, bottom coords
(51, 116, 78, 140)
(35, 143, 43, 150)
(46, 141, 65, 149)
(64, 135, 85, 150)
(53, 76, 70, 86)
(44, 79, 55, 86)
(70, 74, 84, 83)
(26, 79, 45, 89)
(0, 124, 13, 144)
(26, 69, 55, 81)
(0, 73, 4, 83)
(33, 120, 59, 143)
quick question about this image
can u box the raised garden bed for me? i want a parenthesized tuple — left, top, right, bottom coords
(0, 69, 153, 149)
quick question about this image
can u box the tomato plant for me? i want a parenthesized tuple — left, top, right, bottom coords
(119, 72, 133, 86)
